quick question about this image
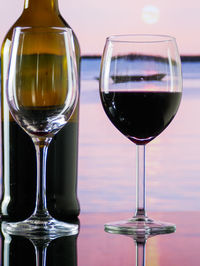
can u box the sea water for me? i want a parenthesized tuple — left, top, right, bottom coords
(1, 58, 200, 213)
(79, 58, 200, 213)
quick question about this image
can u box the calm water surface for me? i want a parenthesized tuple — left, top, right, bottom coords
(78, 59, 200, 213)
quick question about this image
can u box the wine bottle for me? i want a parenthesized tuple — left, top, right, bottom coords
(0, 0, 80, 221)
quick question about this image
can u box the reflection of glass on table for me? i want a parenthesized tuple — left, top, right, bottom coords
(106, 223, 175, 266)
(1, 222, 78, 266)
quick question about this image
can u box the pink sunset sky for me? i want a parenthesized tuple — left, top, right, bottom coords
(0, 0, 200, 55)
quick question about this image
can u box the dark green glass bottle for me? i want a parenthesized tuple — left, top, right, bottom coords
(0, 0, 80, 222)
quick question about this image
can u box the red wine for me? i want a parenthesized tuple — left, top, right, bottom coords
(100, 91, 182, 145)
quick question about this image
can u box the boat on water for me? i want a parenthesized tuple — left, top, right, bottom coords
(111, 73, 166, 83)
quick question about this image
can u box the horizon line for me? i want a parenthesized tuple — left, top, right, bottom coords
(81, 54, 200, 61)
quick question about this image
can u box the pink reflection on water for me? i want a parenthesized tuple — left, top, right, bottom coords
(79, 79, 200, 213)
(78, 212, 200, 266)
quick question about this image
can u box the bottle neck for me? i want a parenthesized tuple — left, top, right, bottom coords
(24, 0, 59, 13)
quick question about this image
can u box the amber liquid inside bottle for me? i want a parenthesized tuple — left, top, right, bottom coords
(0, 0, 80, 221)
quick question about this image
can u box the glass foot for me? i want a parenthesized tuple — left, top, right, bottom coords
(2, 216, 78, 237)
(104, 216, 176, 235)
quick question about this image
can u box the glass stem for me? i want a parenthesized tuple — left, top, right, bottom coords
(136, 242, 146, 266)
(32, 138, 52, 218)
(35, 245, 47, 266)
(135, 145, 147, 219)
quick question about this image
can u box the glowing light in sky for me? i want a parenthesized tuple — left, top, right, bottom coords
(142, 5, 160, 24)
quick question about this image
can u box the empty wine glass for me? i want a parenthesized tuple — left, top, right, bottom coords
(4, 26, 79, 236)
(99, 34, 182, 235)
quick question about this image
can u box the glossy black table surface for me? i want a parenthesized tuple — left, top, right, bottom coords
(0, 212, 199, 266)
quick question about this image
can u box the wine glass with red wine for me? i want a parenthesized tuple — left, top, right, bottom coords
(99, 34, 182, 235)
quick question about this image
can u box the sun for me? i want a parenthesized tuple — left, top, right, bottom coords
(142, 5, 160, 24)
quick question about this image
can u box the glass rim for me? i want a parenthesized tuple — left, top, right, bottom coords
(13, 26, 72, 34)
(106, 34, 176, 43)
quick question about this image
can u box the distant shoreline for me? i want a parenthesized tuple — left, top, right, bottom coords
(0, 55, 199, 62)
(81, 55, 200, 62)
(81, 55, 101, 59)
(180, 56, 200, 62)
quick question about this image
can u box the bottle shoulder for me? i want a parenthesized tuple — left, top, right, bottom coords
(1, 16, 23, 45)
(1, 12, 80, 54)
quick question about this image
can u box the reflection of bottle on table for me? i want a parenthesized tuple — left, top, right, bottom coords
(0, 0, 81, 222)
(1, 224, 78, 266)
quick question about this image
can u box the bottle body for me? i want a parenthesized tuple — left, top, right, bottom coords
(0, 0, 80, 221)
